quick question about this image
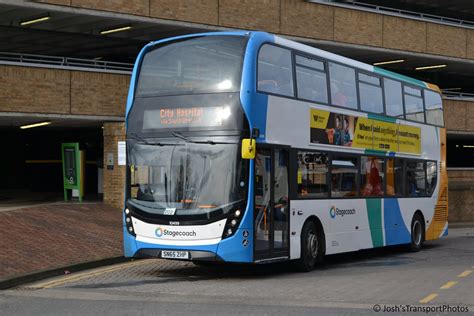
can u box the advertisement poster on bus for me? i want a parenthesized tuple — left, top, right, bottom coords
(309, 108, 421, 154)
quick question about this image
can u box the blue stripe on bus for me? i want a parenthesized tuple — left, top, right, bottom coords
(253, 93, 269, 140)
(383, 198, 411, 246)
(442, 226, 448, 237)
(123, 226, 138, 257)
(216, 228, 253, 262)
(240, 32, 274, 141)
(216, 158, 256, 263)
(125, 44, 148, 121)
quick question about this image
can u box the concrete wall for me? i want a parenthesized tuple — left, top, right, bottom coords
(444, 99, 474, 132)
(448, 170, 474, 222)
(0, 65, 129, 116)
(103, 122, 126, 210)
(34, 0, 474, 60)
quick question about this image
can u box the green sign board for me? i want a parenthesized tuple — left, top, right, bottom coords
(61, 143, 84, 202)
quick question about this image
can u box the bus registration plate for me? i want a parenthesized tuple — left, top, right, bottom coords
(161, 250, 189, 259)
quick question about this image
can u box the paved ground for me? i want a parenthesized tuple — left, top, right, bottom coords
(0, 202, 122, 282)
(1, 227, 472, 315)
(0, 190, 63, 212)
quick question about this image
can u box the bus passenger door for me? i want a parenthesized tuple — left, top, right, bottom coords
(254, 147, 289, 261)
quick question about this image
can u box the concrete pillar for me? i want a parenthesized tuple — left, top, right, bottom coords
(103, 122, 126, 210)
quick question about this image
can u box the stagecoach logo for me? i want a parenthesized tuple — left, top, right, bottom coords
(155, 227, 163, 237)
(155, 227, 197, 238)
(330, 206, 356, 218)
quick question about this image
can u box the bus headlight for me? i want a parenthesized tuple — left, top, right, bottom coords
(124, 208, 136, 237)
(222, 208, 244, 239)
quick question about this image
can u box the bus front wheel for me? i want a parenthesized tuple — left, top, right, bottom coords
(409, 213, 425, 252)
(294, 220, 323, 272)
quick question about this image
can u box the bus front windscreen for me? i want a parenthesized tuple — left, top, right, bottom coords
(136, 35, 247, 97)
(127, 140, 248, 218)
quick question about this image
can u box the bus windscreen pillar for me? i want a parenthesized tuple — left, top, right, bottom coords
(61, 143, 85, 202)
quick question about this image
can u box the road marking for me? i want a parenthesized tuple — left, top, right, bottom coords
(31, 259, 153, 289)
(440, 281, 458, 289)
(457, 270, 472, 278)
(419, 293, 438, 304)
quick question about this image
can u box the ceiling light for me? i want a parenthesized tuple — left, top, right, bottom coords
(20, 15, 50, 26)
(463, 145, 474, 148)
(100, 25, 132, 35)
(20, 121, 51, 129)
(373, 59, 405, 66)
(415, 64, 447, 71)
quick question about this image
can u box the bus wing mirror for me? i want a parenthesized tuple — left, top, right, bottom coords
(241, 139, 256, 159)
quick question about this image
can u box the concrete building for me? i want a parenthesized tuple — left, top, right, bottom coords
(0, 0, 473, 221)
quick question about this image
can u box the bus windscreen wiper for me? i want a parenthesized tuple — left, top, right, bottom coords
(128, 133, 174, 146)
(171, 131, 237, 145)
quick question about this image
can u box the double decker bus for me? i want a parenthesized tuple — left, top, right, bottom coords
(123, 31, 448, 271)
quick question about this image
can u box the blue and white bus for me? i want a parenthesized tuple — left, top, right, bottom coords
(123, 31, 447, 271)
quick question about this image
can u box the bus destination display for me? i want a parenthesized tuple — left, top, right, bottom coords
(143, 106, 230, 129)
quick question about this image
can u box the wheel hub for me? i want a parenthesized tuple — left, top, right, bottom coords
(307, 230, 318, 258)
(413, 221, 422, 246)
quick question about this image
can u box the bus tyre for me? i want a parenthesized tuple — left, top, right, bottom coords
(295, 221, 322, 272)
(409, 214, 425, 252)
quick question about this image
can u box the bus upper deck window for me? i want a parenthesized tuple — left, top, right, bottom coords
(404, 86, 424, 123)
(424, 90, 444, 126)
(359, 73, 383, 114)
(257, 45, 294, 97)
(329, 62, 358, 109)
(384, 78, 404, 119)
(295, 55, 328, 104)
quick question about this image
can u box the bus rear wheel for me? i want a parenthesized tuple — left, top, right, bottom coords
(409, 213, 425, 252)
(294, 220, 322, 272)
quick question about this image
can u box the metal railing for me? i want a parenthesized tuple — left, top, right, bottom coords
(442, 91, 474, 101)
(308, 0, 474, 29)
(0, 52, 134, 72)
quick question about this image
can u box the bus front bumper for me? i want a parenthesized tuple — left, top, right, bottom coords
(134, 248, 221, 262)
(123, 225, 253, 263)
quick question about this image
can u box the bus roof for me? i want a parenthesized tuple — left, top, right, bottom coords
(145, 31, 441, 93)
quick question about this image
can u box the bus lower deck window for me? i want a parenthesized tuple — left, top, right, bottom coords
(297, 152, 328, 198)
(360, 156, 384, 196)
